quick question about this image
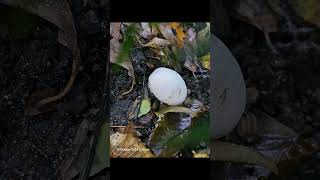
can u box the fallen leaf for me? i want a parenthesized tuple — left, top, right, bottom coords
(184, 58, 198, 78)
(148, 112, 192, 156)
(154, 106, 194, 118)
(276, 136, 319, 177)
(186, 28, 196, 43)
(192, 150, 209, 158)
(160, 111, 209, 157)
(110, 23, 136, 95)
(158, 22, 185, 48)
(0, 0, 80, 115)
(89, 122, 109, 177)
(233, 0, 279, 53)
(211, 141, 279, 174)
(110, 123, 155, 158)
(199, 53, 210, 70)
(150, 100, 208, 157)
(193, 23, 211, 58)
(128, 98, 140, 120)
(139, 22, 157, 40)
(289, 0, 320, 28)
(143, 37, 171, 49)
(169, 22, 185, 48)
(138, 93, 151, 118)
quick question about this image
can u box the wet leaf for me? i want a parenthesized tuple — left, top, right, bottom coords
(289, 0, 320, 28)
(110, 23, 136, 95)
(199, 53, 210, 70)
(0, 0, 80, 114)
(160, 111, 209, 157)
(110, 123, 155, 158)
(211, 141, 279, 174)
(150, 100, 208, 157)
(148, 112, 192, 156)
(89, 122, 109, 177)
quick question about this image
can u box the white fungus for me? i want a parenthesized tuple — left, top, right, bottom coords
(148, 67, 187, 105)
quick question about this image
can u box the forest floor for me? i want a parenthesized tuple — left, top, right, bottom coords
(0, 1, 109, 179)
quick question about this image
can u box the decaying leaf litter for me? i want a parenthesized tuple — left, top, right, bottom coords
(110, 22, 210, 158)
(211, 0, 320, 179)
(0, 0, 109, 179)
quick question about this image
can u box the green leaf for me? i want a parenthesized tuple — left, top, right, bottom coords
(89, 122, 109, 177)
(115, 23, 137, 65)
(160, 111, 209, 157)
(148, 112, 192, 156)
(138, 98, 151, 118)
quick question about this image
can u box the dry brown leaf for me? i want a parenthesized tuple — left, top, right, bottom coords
(234, 0, 279, 53)
(139, 22, 158, 40)
(0, 0, 80, 115)
(110, 123, 155, 158)
(110, 22, 135, 95)
(184, 59, 198, 78)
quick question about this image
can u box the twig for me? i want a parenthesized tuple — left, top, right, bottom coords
(264, 32, 278, 54)
(37, 47, 80, 107)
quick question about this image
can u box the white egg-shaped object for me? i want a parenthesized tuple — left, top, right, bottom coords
(148, 67, 187, 105)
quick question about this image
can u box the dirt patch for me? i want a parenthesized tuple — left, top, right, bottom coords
(0, 1, 109, 178)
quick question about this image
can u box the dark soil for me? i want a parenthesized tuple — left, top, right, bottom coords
(212, 11, 320, 180)
(0, 0, 109, 179)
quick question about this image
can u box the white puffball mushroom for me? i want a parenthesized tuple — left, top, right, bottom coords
(148, 67, 187, 105)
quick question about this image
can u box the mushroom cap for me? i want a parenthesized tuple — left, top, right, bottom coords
(148, 67, 187, 105)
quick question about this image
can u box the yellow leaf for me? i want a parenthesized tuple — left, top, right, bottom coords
(192, 150, 209, 158)
(199, 53, 210, 70)
(158, 22, 185, 48)
(169, 22, 185, 48)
